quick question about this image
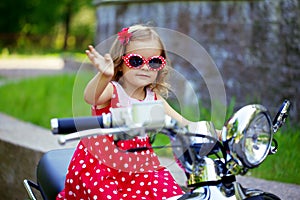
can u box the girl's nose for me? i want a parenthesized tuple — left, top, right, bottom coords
(140, 63, 149, 70)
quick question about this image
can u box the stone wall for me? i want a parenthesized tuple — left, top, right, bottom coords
(93, 0, 300, 124)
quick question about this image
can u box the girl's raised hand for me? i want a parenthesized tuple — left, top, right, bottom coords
(85, 45, 114, 78)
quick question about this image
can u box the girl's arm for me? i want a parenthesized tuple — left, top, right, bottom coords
(84, 45, 114, 105)
(84, 73, 113, 105)
(156, 94, 191, 126)
(157, 94, 222, 139)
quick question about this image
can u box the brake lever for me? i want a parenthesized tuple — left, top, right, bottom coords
(58, 127, 131, 145)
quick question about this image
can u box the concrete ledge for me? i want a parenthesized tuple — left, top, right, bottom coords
(0, 113, 77, 152)
(0, 113, 77, 199)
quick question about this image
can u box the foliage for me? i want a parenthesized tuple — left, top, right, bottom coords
(0, 0, 95, 53)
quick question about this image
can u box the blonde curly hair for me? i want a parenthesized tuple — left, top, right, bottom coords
(109, 24, 170, 98)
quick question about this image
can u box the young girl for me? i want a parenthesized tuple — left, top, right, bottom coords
(57, 24, 195, 200)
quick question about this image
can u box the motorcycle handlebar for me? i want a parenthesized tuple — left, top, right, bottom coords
(51, 110, 177, 145)
(51, 102, 174, 137)
(51, 116, 175, 145)
(51, 113, 112, 134)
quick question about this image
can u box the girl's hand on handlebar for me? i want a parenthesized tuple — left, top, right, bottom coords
(187, 121, 222, 140)
(85, 45, 114, 78)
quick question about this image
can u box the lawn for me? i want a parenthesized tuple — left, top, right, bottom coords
(0, 74, 299, 185)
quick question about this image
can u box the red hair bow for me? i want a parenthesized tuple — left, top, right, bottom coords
(118, 27, 132, 45)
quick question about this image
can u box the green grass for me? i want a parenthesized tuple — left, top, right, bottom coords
(152, 133, 173, 157)
(249, 127, 300, 184)
(0, 73, 92, 128)
(0, 74, 299, 185)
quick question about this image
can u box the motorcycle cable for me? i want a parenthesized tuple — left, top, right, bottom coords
(184, 132, 228, 160)
(269, 138, 278, 154)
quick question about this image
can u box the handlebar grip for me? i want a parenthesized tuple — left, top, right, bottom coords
(51, 114, 111, 134)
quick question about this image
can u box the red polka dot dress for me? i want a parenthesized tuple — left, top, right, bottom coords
(56, 82, 184, 200)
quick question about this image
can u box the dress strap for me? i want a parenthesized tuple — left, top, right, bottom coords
(92, 81, 157, 115)
(91, 83, 118, 115)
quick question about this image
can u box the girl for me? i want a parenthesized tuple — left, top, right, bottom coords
(57, 24, 195, 200)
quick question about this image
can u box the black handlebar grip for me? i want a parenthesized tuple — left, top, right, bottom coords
(51, 115, 111, 134)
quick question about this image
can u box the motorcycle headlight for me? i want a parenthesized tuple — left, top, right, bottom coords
(224, 105, 273, 169)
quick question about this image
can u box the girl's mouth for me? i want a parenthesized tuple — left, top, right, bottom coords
(136, 74, 150, 78)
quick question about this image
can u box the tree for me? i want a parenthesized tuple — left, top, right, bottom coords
(0, 0, 94, 52)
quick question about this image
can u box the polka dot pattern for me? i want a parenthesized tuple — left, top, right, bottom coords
(56, 81, 184, 199)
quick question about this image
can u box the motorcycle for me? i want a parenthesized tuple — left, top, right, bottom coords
(23, 100, 291, 200)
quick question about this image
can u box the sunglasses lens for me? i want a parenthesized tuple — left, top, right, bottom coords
(129, 56, 143, 68)
(149, 58, 163, 69)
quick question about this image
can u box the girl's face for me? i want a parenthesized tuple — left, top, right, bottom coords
(120, 39, 163, 90)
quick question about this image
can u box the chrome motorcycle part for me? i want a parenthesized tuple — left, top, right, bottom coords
(132, 100, 165, 128)
(272, 100, 291, 133)
(224, 104, 273, 169)
(188, 157, 220, 186)
(169, 127, 220, 187)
